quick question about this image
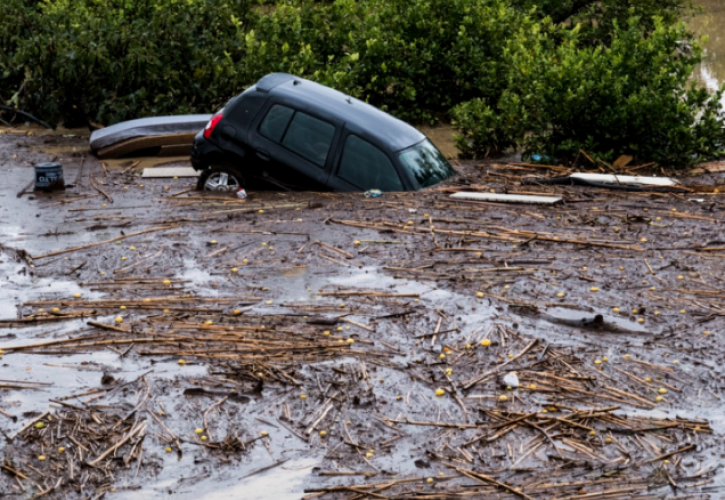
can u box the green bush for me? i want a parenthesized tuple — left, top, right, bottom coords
(0, 0, 255, 126)
(0, 0, 723, 166)
(451, 17, 725, 165)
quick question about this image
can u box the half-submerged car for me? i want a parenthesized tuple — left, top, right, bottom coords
(191, 73, 455, 192)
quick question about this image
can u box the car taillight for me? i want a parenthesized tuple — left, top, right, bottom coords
(203, 113, 223, 139)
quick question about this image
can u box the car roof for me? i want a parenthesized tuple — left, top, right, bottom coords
(254, 73, 426, 152)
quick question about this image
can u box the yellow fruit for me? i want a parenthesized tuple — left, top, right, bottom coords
(340, 303, 346, 308)
(556, 292, 565, 298)
(73, 293, 82, 298)
(204, 320, 213, 325)
(121, 256, 127, 261)
(612, 307, 620, 313)
(178, 359, 186, 365)
(231, 268, 238, 273)
(637, 318, 644, 324)
(476, 292, 484, 298)
(323, 331, 330, 336)
(590, 287, 599, 292)
(120, 305, 126, 310)
(605, 438, 612, 444)
(195, 428, 204, 434)
(163, 279, 171, 285)
(481, 339, 491, 347)
(201, 436, 207, 441)
(529, 384, 537, 390)
(594, 359, 602, 365)
(258, 209, 265, 214)
(656, 396, 663, 402)
(680, 309, 686, 314)
(115, 316, 123, 323)
(319, 430, 327, 437)
(129, 246, 136, 251)
(354, 240, 361, 246)
(498, 395, 508, 402)
(602, 357, 608, 362)
(260, 431, 268, 437)
(265, 300, 273, 305)
(58, 447, 65, 453)
(35, 422, 45, 429)
(504, 285, 510, 290)
(623, 354, 631, 359)
(210, 240, 217, 245)
(346, 338, 355, 344)
(232, 309, 241, 315)
(704, 330, 711, 335)
(445, 368, 453, 376)
(658, 388, 668, 395)
(435, 388, 446, 397)
(439, 353, 445, 359)
(38, 455, 46, 461)
(426, 478, 434, 483)
(645, 377, 652, 383)
(300, 394, 307, 399)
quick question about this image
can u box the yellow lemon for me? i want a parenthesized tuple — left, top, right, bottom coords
(435, 388, 446, 397)
(178, 359, 186, 365)
(481, 339, 491, 347)
(498, 395, 508, 402)
(195, 428, 204, 434)
(658, 388, 668, 395)
(319, 430, 327, 437)
(476, 292, 484, 298)
(115, 316, 123, 323)
(231, 268, 238, 273)
(590, 287, 599, 292)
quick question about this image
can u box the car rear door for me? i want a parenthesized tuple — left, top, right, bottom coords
(248, 101, 341, 189)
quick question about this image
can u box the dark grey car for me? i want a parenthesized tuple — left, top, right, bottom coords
(191, 73, 455, 192)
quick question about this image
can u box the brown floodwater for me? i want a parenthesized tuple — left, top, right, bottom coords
(690, 0, 725, 93)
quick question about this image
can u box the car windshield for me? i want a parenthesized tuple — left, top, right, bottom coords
(398, 140, 455, 188)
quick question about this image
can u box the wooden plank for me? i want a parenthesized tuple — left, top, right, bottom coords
(142, 167, 200, 178)
(450, 192, 562, 205)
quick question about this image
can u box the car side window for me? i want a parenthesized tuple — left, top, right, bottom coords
(259, 105, 294, 143)
(281, 112, 336, 168)
(338, 135, 403, 191)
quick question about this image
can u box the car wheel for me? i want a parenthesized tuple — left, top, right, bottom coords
(197, 165, 244, 192)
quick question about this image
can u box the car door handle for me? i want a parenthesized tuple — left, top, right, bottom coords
(256, 150, 270, 161)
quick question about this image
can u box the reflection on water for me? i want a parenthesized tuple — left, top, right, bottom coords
(691, 0, 725, 93)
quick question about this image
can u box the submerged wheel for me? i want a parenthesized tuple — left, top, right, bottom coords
(197, 165, 244, 192)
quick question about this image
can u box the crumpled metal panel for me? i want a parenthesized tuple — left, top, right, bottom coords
(89, 115, 212, 152)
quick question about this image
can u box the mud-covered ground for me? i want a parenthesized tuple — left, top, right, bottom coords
(2, 127, 725, 500)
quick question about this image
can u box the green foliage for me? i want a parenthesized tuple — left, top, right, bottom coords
(0, 0, 255, 126)
(0, 0, 722, 166)
(452, 17, 725, 166)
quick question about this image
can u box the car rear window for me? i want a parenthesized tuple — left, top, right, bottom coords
(338, 135, 403, 191)
(398, 139, 455, 188)
(281, 112, 335, 168)
(259, 105, 294, 143)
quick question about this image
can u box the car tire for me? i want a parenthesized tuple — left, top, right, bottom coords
(197, 165, 245, 192)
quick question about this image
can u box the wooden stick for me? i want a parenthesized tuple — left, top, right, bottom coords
(455, 467, 535, 500)
(31, 225, 179, 260)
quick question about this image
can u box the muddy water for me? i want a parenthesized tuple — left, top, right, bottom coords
(691, 1, 725, 92)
